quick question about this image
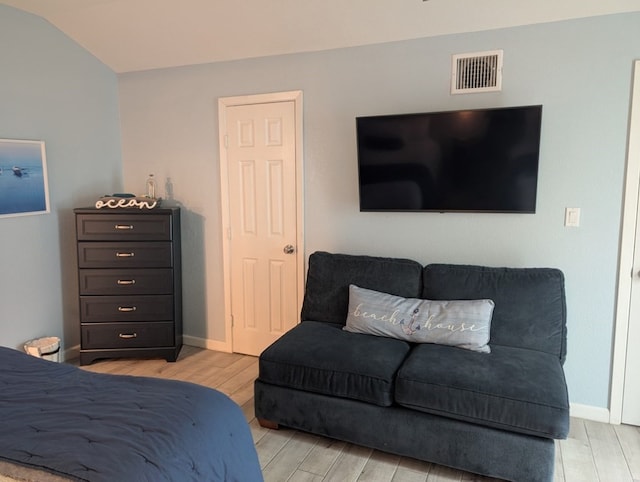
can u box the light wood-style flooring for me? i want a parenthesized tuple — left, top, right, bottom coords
(80, 346, 640, 482)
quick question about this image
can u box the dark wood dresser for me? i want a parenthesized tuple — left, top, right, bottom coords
(74, 207, 182, 365)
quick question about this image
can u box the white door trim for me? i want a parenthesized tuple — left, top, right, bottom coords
(218, 90, 304, 353)
(611, 60, 640, 424)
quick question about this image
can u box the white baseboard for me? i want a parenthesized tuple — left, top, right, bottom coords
(63, 344, 80, 362)
(61, 338, 232, 361)
(570, 403, 610, 423)
(183, 335, 231, 353)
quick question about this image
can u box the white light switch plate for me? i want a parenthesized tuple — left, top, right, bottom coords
(565, 207, 580, 227)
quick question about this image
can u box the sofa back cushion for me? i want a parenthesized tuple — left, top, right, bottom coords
(422, 264, 567, 362)
(301, 251, 424, 325)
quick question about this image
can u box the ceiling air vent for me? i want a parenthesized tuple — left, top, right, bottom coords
(451, 50, 503, 94)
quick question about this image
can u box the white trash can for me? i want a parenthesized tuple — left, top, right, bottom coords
(24, 337, 61, 362)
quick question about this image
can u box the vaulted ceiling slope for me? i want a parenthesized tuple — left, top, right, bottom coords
(2, 0, 640, 73)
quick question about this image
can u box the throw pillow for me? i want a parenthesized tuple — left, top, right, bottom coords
(344, 285, 494, 353)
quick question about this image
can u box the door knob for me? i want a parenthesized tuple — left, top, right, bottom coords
(283, 244, 295, 254)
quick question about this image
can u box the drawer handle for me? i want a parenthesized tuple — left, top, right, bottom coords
(118, 333, 138, 339)
(115, 252, 135, 258)
(117, 279, 136, 285)
(118, 306, 137, 312)
(115, 224, 134, 230)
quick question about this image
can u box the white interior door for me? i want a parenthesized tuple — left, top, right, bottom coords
(220, 95, 302, 356)
(620, 61, 640, 426)
(625, 232, 640, 425)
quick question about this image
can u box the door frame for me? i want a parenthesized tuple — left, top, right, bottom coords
(218, 90, 305, 353)
(611, 60, 640, 424)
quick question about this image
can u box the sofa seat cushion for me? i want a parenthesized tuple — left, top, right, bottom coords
(259, 321, 411, 407)
(395, 344, 570, 439)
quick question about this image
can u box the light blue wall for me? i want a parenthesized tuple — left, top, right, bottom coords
(0, 3, 634, 411)
(0, 6, 123, 352)
(120, 12, 640, 410)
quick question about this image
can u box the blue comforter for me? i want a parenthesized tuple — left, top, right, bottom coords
(0, 346, 263, 481)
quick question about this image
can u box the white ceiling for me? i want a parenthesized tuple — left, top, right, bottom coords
(2, 0, 640, 73)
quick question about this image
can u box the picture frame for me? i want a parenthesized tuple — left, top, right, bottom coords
(0, 139, 50, 218)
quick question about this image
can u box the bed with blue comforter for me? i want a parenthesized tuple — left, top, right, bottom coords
(0, 346, 263, 482)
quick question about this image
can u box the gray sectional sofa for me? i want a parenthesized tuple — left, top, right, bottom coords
(255, 251, 569, 482)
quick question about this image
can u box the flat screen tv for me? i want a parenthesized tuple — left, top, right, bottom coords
(356, 105, 542, 213)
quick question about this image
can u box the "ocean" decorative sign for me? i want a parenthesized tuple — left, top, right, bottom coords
(95, 196, 158, 210)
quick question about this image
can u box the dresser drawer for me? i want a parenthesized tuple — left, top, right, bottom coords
(81, 322, 174, 349)
(78, 242, 173, 268)
(76, 214, 173, 241)
(80, 295, 174, 322)
(79, 269, 173, 295)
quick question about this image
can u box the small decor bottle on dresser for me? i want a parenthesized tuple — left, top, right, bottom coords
(146, 174, 156, 199)
(74, 206, 182, 365)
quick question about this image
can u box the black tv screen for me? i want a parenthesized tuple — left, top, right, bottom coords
(356, 105, 542, 213)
